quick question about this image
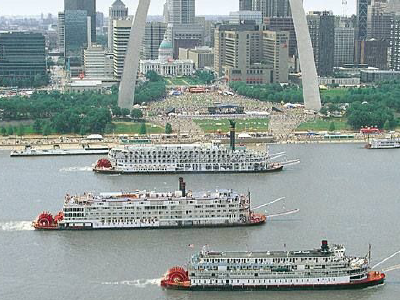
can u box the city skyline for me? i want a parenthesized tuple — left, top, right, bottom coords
(1, 0, 357, 17)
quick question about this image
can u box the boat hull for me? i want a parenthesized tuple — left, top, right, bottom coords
(33, 219, 266, 231)
(163, 272, 385, 291)
(93, 166, 284, 174)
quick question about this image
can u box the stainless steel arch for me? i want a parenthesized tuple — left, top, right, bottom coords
(118, 0, 151, 109)
(289, 0, 321, 111)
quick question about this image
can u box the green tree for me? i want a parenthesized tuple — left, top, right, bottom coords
(165, 123, 173, 134)
(145, 70, 163, 82)
(329, 122, 336, 132)
(7, 125, 14, 136)
(104, 123, 115, 134)
(383, 119, 391, 131)
(121, 108, 130, 116)
(33, 119, 42, 133)
(42, 123, 51, 136)
(139, 122, 147, 135)
(17, 124, 25, 136)
(0, 126, 6, 136)
(130, 108, 143, 119)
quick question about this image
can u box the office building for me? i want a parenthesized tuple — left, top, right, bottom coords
(108, 0, 128, 52)
(0, 32, 46, 83)
(229, 11, 263, 25)
(179, 46, 214, 69)
(64, 0, 96, 42)
(361, 39, 389, 69)
(84, 44, 113, 79)
(334, 19, 355, 67)
(112, 18, 132, 79)
(307, 11, 335, 76)
(58, 12, 65, 54)
(165, 0, 204, 58)
(142, 22, 167, 60)
(253, 0, 291, 18)
(240, 0, 253, 11)
(214, 23, 289, 84)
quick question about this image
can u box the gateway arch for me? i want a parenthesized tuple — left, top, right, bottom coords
(119, 0, 321, 112)
(118, 0, 151, 109)
(289, 0, 321, 111)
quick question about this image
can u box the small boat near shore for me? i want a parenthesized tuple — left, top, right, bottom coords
(366, 137, 400, 149)
(10, 144, 110, 157)
(161, 241, 385, 291)
(32, 178, 297, 230)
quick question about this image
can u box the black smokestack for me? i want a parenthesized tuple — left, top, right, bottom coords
(229, 120, 236, 151)
(179, 177, 184, 192)
(181, 182, 186, 197)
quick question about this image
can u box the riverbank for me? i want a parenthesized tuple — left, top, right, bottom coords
(0, 134, 371, 151)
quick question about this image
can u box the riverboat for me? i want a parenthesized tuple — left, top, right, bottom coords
(32, 178, 268, 230)
(161, 241, 385, 291)
(10, 144, 109, 157)
(366, 138, 400, 149)
(93, 122, 298, 174)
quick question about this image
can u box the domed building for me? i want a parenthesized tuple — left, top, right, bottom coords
(158, 39, 173, 62)
(140, 35, 194, 77)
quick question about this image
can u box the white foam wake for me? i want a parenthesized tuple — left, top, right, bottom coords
(372, 250, 400, 269)
(59, 166, 93, 172)
(0, 221, 34, 231)
(101, 278, 161, 288)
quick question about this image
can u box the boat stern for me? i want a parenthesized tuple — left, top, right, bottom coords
(32, 211, 63, 230)
(161, 266, 191, 290)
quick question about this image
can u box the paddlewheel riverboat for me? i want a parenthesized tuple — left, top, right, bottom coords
(161, 241, 385, 291)
(33, 178, 270, 230)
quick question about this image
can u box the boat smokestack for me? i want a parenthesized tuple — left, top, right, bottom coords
(321, 240, 329, 252)
(179, 177, 186, 197)
(181, 182, 186, 197)
(229, 120, 236, 151)
(179, 177, 184, 191)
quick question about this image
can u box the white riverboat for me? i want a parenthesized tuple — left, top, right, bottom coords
(366, 138, 400, 149)
(11, 144, 109, 157)
(93, 122, 299, 174)
(161, 241, 385, 291)
(32, 178, 268, 230)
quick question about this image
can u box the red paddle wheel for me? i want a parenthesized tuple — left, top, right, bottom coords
(161, 267, 189, 287)
(95, 158, 112, 169)
(54, 212, 64, 224)
(36, 212, 55, 228)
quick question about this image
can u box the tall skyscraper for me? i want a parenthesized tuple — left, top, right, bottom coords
(239, 0, 253, 11)
(357, 0, 369, 40)
(108, 0, 128, 52)
(334, 17, 355, 67)
(165, 0, 204, 58)
(58, 12, 65, 55)
(0, 32, 46, 83)
(64, 9, 88, 68)
(253, 0, 291, 18)
(307, 11, 335, 76)
(318, 11, 335, 76)
(167, 0, 196, 24)
(142, 22, 167, 60)
(112, 18, 133, 79)
(64, 0, 96, 42)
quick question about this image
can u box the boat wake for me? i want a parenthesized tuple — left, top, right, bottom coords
(372, 250, 400, 269)
(0, 221, 34, 231)
(59, 166, 93, 172)
(101, 278, 161, 288)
